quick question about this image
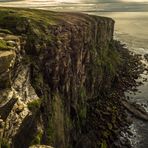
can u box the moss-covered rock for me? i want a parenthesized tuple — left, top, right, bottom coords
(0, 39, 8, 50)
(27, 99, 41, 112)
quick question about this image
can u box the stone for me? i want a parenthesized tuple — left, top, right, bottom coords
(0, 50, 16, 89)
(121, 100, 148, 121)
(144, 54, 148, 61)
(6, 40, 17, 47)
(0, 118, 4, 128)
(4, 35, 20, 42)
(15, 104, 24, 114)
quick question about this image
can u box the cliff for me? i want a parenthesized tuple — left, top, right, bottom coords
(0, 8, 133, 148)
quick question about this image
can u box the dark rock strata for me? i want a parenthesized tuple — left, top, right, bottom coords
(0, 8, 143, 148)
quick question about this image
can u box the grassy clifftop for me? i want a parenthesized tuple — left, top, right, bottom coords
(0, 7, 114, 34)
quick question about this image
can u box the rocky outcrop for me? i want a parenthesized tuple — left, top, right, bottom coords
(121, 100, 148, 121)
(0, 8, 138, 148)
(0, 31, 39, 147)
(0, 34, 17, 89)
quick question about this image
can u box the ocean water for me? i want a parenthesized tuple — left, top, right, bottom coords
(0, 0, 148, 148)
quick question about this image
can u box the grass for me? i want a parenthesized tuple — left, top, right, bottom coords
(0, 8, 57, 34)
(0, 39, 8, 50)
(0, 8, 58, 56)
(27, 99, 41, 112)
(31, 131, 43, 145)
(92, 44, 121, 79)
(0, 8, 57, 54)
(79, 87, 86, 98)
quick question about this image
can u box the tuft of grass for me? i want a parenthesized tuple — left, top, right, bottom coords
(31, 131, 43, 145)
(27, 99, 41, 112)
(0, 39, 8, 50)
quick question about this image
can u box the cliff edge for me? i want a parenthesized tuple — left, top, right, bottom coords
(0, 8, 141, 148)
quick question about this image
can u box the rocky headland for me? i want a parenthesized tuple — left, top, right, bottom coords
(0, 8, 146, 148)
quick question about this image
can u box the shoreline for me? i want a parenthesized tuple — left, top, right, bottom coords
(88, 40, 147, 148)
(112, 41, 148, 147)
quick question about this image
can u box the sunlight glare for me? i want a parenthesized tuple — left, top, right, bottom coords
(120, 0, 148, 2)
(55, 0, 80, 3)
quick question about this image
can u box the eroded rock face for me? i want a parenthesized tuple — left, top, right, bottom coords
(0, 34, 17, 89)
(0, 32, 40, 146)
(0, 50, 15, 88)
(0, 8, 117, 148)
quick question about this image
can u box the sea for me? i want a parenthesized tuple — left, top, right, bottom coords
(0, 0, 148, 147)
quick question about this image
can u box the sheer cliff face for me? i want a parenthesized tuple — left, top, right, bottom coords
(0, 8, 116, 148)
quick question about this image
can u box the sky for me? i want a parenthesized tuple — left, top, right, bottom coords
(0, 0, 148, 11)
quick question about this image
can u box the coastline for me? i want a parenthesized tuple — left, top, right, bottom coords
(0, 8, 147, 148)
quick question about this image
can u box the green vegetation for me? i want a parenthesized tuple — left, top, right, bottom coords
(27, 99, 41, 112)
(79, 106, 87, 121)
(0, 8, 56, 31)
(42, 94, 55, 145)
(93, 45, 121, 77)
(101, 140, 107, 148)
(0, 37, 15, 50)
(0, 8, 56, 54)
(79, 87, 86, 98)
(0, 138, 10, 148)
(31, 131, 43, 145)
(0, 39, 8, 50)
(46, 121, 54, 144)
(32, 70, 44, 94)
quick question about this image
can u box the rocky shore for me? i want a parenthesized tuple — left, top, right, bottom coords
(84, 40, 147, 148)
(0, 8, 146, 148)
